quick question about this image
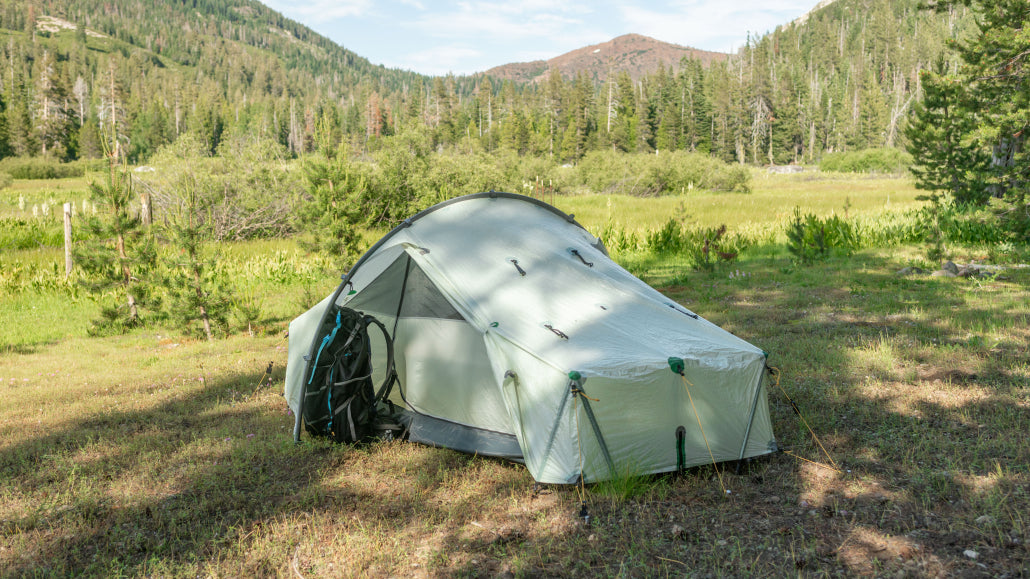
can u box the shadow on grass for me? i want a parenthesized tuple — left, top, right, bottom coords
(1, 249, 1027, 577)
(652, 249, 1029, 575)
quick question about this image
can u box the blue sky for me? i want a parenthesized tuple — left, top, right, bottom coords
(260, 0, 822, 76)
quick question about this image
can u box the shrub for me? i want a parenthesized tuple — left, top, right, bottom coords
(785, 208, 860, 264)
(819, 148, 913, 175)
(571, 150, 750, 195)
(0, 157, 106, 179)
(644, 218, 756, 270)
(0, 217, 84, 250)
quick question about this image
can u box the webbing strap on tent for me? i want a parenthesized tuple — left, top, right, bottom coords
(676, 426, 687, 473)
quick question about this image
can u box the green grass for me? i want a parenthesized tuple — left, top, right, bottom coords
(0, 177, 91, 218)
(552, 171, 924, 237)
(1, 174, 1028, 577)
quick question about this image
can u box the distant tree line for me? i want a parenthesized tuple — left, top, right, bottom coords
(0, 0, 975, 167)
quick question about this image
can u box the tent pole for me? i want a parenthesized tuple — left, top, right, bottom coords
(390, 255, 413, 337)
(737, 373, 765, 461)
(539, 390, 571, 466)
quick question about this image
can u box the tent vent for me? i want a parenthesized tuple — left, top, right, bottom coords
(668, 303, 699, 320)
(510, 258, 527, 277)
(544, 324, 569, 340)
(569, 248, 593, 267)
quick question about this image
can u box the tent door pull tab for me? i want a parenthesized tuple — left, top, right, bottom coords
(570, 248, 593, 267)
(510, 259, 526, 276)
(544, 324, 569, 340)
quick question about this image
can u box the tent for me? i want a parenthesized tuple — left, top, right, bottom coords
(284, 192, 777, 484)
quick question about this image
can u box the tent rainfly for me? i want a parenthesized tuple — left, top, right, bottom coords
(284, 192, 777, 484)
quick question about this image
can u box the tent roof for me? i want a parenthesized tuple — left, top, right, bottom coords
(333, 193, 763, 377)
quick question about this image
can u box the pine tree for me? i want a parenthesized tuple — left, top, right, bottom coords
(74, 161, 159, 335)
(299, 144, 368, 272)
(911, 0, 1028, 235)
(162, 173, 232, 341)
(946, 0, 1029, 233)
(905, 59, 988, 204)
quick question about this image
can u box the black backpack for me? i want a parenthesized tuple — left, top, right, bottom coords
(303, 306, 395, 443)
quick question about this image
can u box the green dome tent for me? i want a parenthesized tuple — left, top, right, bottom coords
(284, 192, 777, 484)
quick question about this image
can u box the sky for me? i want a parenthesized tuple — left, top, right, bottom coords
(260, 0, 823, 77)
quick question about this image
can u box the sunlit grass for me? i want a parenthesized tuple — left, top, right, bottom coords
(1, 174, 1028, 577)
(552, 171, 924, 236)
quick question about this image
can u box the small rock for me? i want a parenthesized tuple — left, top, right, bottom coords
(942, 261, 959, 274)
(799, 500, 810, 508)
(963, 550, 979, 559)
(931, 270, 957, 278)
(764, 495, 781, 503)
(716, 539, 728, 546)
(957, 266, 978, 278)
(670, 525, 686, 539)
(896, 267, 925, 276)
(588, 533, 597, 542)
(975, 515, 994, 525)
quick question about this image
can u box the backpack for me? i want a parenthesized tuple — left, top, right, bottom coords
(303, 306, 396, 443)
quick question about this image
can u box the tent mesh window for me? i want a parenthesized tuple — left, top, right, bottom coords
(346, 255, 465, 322)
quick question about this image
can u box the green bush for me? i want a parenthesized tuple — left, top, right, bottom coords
(644, 218, 756, 270)
(819, 148, 913, 174)
(0, 158, 106, 179)
(0, 172, 13, 189)
(570, 150, 750, 195)
(0, 216, 88, 250)
(785, 208, 860, 264)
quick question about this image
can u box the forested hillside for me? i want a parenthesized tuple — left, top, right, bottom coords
(0, 0, 974, 166)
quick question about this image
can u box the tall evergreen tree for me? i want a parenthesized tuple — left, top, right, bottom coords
(910, 0, 1029, 234)
(905, 59, 988, 204)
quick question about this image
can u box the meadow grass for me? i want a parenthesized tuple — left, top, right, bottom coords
(0, 177, 90, 218)
(1, 174, 1028, 577)
(552, 171, 924, 236)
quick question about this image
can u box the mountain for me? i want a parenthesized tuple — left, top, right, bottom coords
(793, 0, 841, 26)
(482, 34, 727, 84)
